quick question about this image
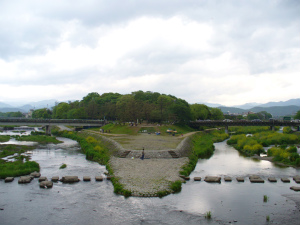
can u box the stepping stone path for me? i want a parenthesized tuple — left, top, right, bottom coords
(18, 176, 33, 184)
(83, 176, 91, 181)
(51, 176, 59, 182)
(293, 175, 300, 184)
(268, 177, 277, 182)
(290, 186, 300, 192)
(224, 176, 232, 182)
(95, 176, 103, 181)
(38, 177, 48, 182)
(236, 177, 244, 182)
(281, 178, 290, 183)
(249, 175, 264, 183)
(30, 171, 41, 178)
(194, 177, 201, 181)
(40, 181, 53, 188)
(204, 176, 221, 183)
(5, 177, 14, 183)
(60, 176, 80, 183)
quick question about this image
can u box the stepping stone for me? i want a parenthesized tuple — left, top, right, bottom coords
(268, 177, 277, 182)
(204, 176, 221, 183)
(30, 171, 41, 178)
(236, 177, 244, 182)
(224, 176, 232, 182)
(106, 176, 112, 180)
(51, 176, 59, 182)
(281, 178, 290, 183)
(194, 177, 201, 181)
(38, 177, 48, 182)
(249, 175, 264, 183)
(293, 175, 300, 184)
(5, 177, 14, 183)
(290, 186, 300, 192)
(40, 181, 53, 188)
(60, 176, 80, 183)
(18, 176, 33, 184)
(95, 176, 103, 181)
(184, 177, 190, 181)
(83, 176, 91, 181)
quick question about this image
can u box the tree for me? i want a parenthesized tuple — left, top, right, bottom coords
(295, 110, 300, 120)
(209, 108, 224, 120)
(32, 108, 52, 119)
(52, 102, 70, 119)
(190, 104, 210, 120)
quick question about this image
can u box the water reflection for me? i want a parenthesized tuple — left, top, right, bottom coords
(0, 138, 299, 225)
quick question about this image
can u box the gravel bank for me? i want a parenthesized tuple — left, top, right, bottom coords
(109, 156, 188, 197)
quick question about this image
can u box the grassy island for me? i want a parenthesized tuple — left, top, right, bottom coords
(226, 127, 300, 167)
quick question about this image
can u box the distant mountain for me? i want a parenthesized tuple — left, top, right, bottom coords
(0, 99, 57, 113)
(198, 102, 224, 108)
(257, 98, 300, 108)
(249, 105, 300, 117)
(218, 106, 247, 114)
(218, 105, 300, 117)
(232, 102, 262, 110)
(0, 102, 13, 108)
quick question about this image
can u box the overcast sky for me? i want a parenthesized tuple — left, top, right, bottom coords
(0, 0, 299, 106)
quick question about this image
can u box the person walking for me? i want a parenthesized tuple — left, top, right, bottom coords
(141, 147, 145, 160)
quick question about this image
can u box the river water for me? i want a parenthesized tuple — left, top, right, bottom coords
(0, 135, 300, 225)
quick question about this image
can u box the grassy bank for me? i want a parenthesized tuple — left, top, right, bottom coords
(51, 128, 132, 196)
(180, 130, 229, 177)
(15, 134, 63, 144)
(0, 144, 39, 179)
(0, 135, 10, 142)
(226, 129, 300, 167)
(227, 131, 299, 156)
(92, 123, 195, 136)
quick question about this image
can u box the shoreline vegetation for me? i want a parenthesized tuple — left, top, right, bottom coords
(0, 132, 63, 179)
(227, 126, 300, 167)
(52, 124, 229, 197)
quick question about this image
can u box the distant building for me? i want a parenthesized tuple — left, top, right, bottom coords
(25, 109, 34, 118)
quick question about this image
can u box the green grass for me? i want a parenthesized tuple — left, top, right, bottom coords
(227, 130, 300, 157)
(263, 195, 268, 202)
(0, 135, 10, 142)
(59, 163, 67, 169)
(205, 211, 212, 219)
(180, 130, 229, 177)
(266, 215, 270, 221)
(0, 160, 40, 179)
(15, 135, 63, 144)
(0, 145, 36, 158)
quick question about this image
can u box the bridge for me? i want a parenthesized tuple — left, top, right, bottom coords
(0, 118, 105, 135)
(189, 120, 300, 133)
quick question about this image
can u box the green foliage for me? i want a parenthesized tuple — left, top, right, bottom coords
(205, 211, 212, 219)
(0, 111, 24, 118)
(180, 130, 229, 176)
(0, 145, 35, 158)
(266, 215, 270, 222)
(227, 130, 299, 156)
(59, 163, 67, 169)
(32, 108, 52, 119)
(263, 195, 268, 202)
(16, 135, 63, 144)
(228, 126, 271, 134)
(295, 110, 300, 120)
(283, 127, 292, 134)
(170, 180, 182, 193)
(0, 161, 40, 179)
(267, 146, 300, 166)
(0, 135, 10, 142)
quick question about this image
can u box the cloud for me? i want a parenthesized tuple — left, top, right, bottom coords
(0, 0, 299, 106)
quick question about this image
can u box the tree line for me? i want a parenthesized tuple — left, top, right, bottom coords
(32, 91, 224, 124)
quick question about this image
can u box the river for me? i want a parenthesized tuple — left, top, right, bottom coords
(0, 135, 300, 225)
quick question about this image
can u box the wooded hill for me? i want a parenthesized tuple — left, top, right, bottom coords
(32, 91, 224, 123)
